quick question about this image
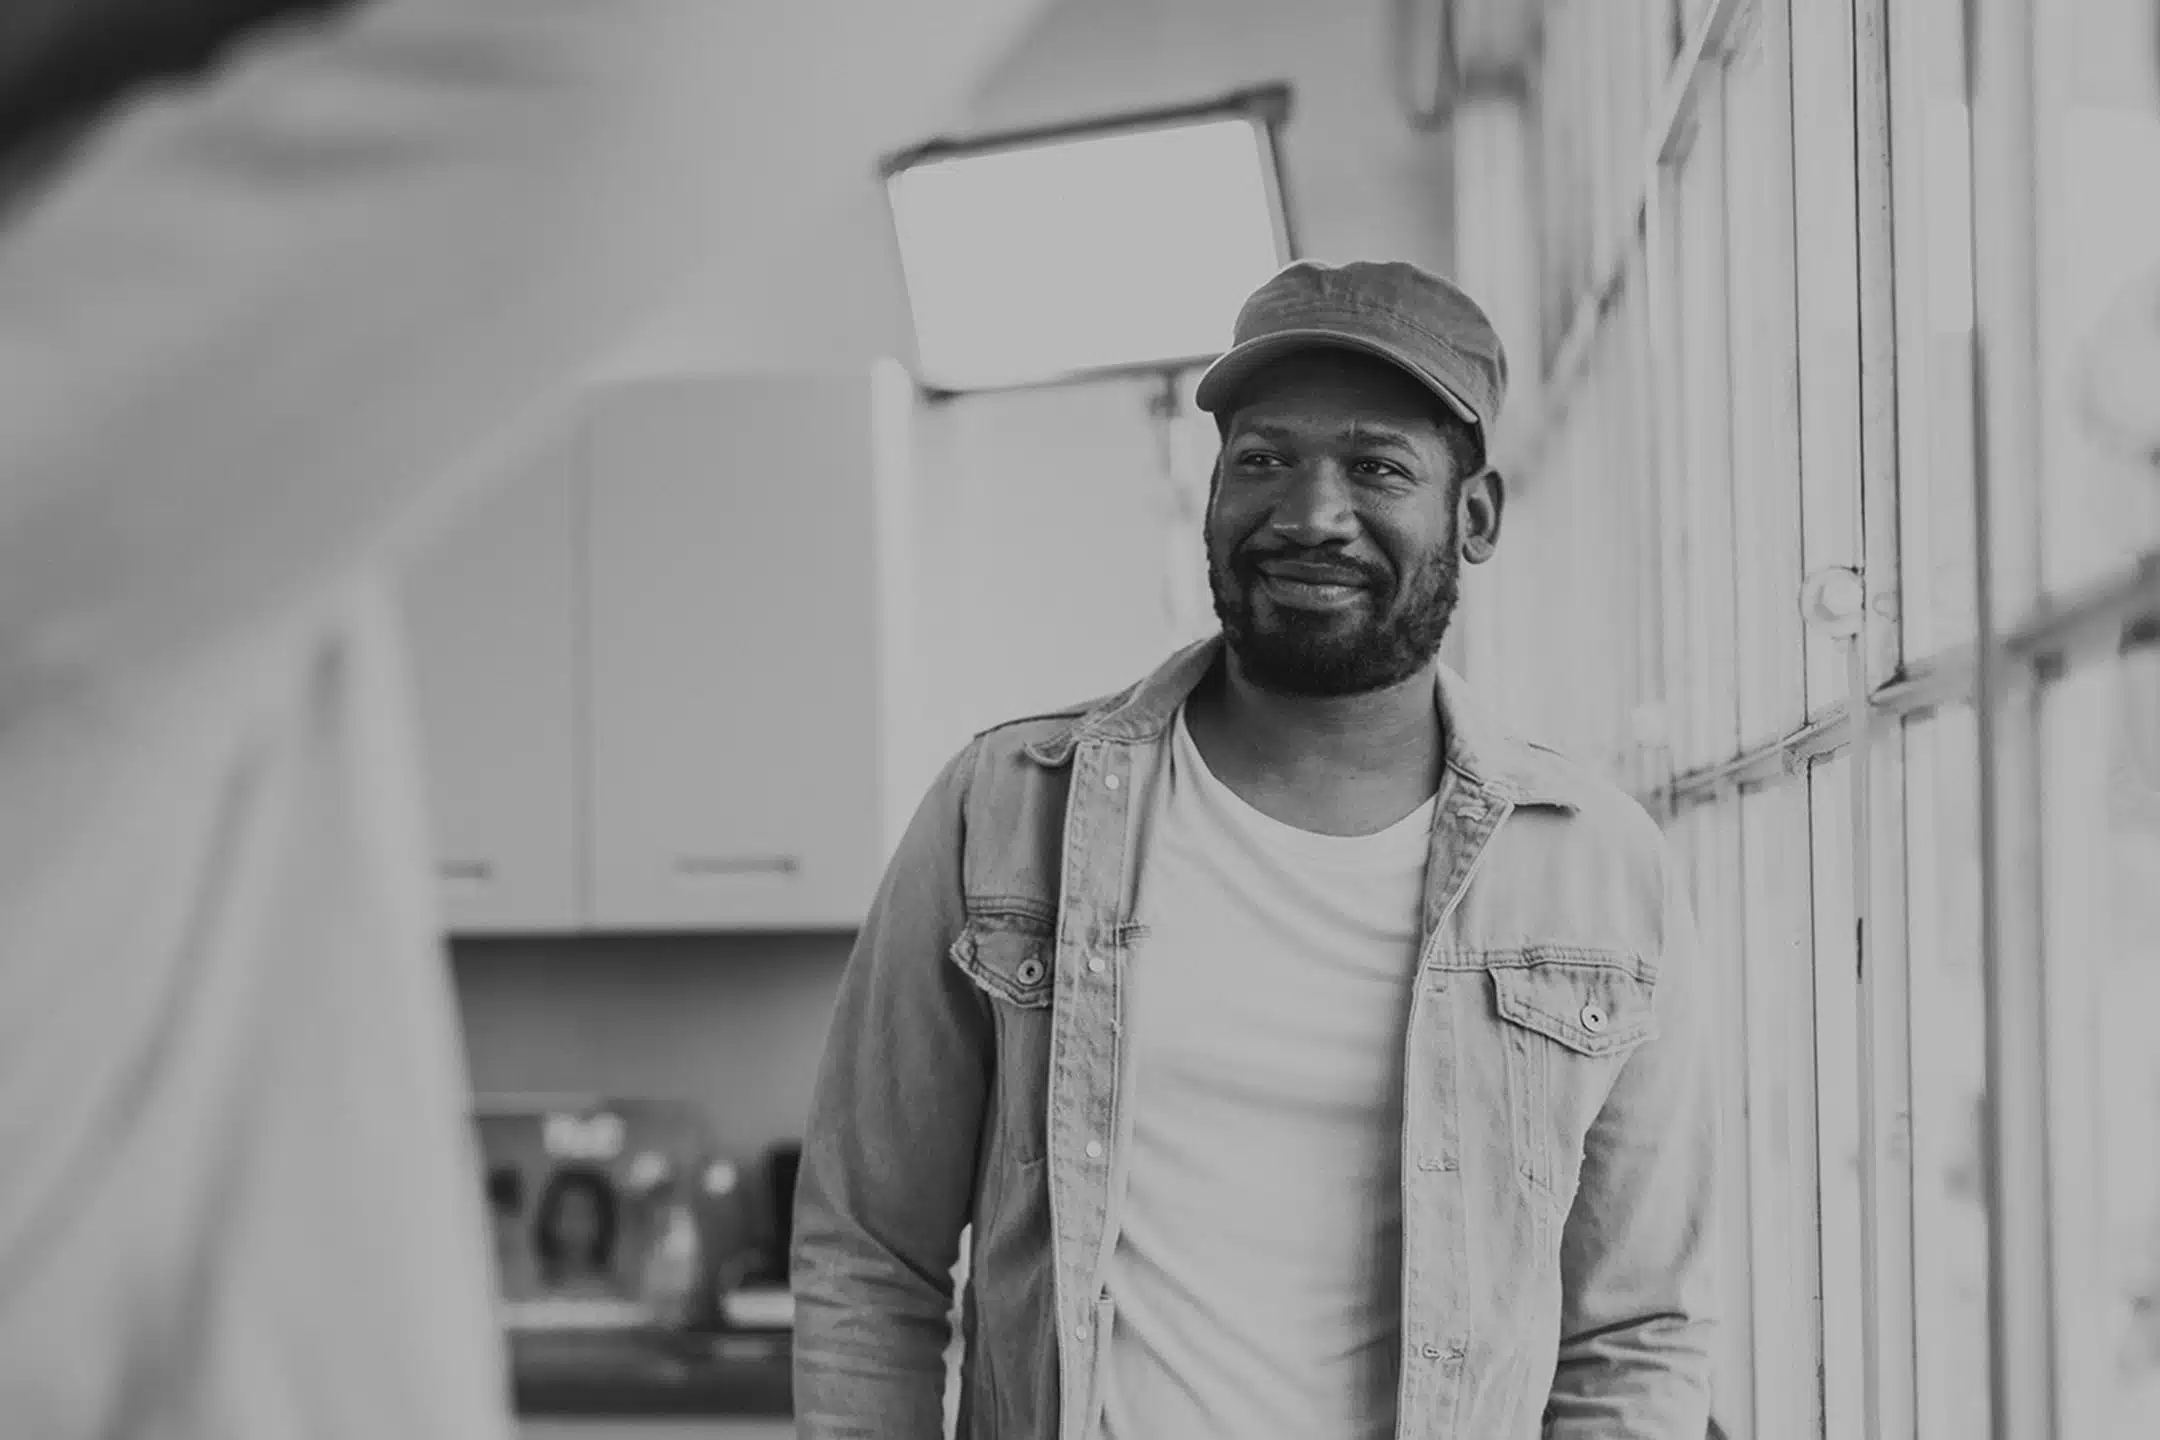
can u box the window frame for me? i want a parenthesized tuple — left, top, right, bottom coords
(1474, 0, 2160, 1435)
(878, 84, 1297, 399)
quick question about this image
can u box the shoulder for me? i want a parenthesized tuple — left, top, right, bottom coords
(968, 696, 1097, 753)
(1500, 736, 1684, 949)
(1512, 738, 1667, 855)
(961, 675, 1144, 766)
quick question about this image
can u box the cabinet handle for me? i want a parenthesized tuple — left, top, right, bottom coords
(439, 859, 495, 884)
(674, 854, 800, 878)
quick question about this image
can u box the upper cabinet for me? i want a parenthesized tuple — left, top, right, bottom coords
(585, 372, 911, 931)
(398, 367, 920, 935)
(400, 420, 582, 934)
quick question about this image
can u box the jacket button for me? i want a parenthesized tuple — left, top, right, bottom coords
(1103, 773, 1121, 790)
(1016, 958, 1046, 985)
(1580, 1002, 1607, 1033)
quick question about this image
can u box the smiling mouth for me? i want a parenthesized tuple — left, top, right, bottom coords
(1255, 570, 1370, 609)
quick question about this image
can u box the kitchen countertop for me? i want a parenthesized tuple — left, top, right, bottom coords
(511, 1330, 791, 1419)
(521, 1423, 792, 1440)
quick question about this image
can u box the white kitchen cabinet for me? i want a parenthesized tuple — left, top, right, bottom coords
(400, 420, 583, 933)
(583, 369, 918, 931)
(401, 368, 919, 935)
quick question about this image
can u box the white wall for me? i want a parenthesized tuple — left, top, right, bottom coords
(582, 0, 1045, 378)
(912, 377, 1212, 742)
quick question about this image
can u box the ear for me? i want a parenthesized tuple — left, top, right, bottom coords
(1459, 468, 1505, 565)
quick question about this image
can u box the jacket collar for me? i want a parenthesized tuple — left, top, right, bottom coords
(1021, 633, 1584, 812)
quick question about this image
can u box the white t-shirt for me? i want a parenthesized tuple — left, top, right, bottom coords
(1102, 704, 1437, 1440)
(0, 5, 756, 1435)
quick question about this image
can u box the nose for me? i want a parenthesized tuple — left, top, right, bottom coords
(1267, 459, 1359, 547)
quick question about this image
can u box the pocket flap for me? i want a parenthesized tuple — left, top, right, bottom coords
(1491, 957, 1657, 1057)
(949, 912, 1055, 1007)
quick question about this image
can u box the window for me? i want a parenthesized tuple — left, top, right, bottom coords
(1902, 705, 1991, 1440)
(1664, 97, 1738, 774)
(1737, 775, 1829, 1437)
(2027, 12, 2160, 1423)
(1680, 799, 1755, 1421)
(1449, 0, 2160, 1435)
(1721, 7, 1807, 745)
(2034, 0, 2160, 593)
(1888, 0, 1978, 658)
(2041, 651, 2160, 1434)
(882, 88, 1294, 394)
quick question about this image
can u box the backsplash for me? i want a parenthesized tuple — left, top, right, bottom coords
(451, 931, 851, 1158)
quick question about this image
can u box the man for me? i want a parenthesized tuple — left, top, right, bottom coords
(0, 4, 748, 1435)
(793, 259, 1720, 1438)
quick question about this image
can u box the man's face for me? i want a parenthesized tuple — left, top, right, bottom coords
(1206, 349, 1489, 697)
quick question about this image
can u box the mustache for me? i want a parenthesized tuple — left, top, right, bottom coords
(1230, 546, 1391, 590)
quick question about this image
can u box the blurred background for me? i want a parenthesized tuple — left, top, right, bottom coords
(339, 1, 2159, 1437)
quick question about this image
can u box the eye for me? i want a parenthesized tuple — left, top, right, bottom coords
(1351, 456, 1408, 479)
(1230, 448, 1287, 470)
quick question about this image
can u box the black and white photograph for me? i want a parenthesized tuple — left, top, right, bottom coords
(0, 2, 2154, 1438)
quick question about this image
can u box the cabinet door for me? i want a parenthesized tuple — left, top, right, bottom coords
(399, 423, 582, 932)
(585, 374, 887, 931)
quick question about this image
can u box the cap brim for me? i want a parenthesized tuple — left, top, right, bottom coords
(1192, 328, 1482, 430)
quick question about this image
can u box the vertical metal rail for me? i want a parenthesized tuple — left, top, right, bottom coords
(1802, 565, 1881, 1440)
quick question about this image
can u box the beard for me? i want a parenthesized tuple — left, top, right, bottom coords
(1209, 535, 1461, 698)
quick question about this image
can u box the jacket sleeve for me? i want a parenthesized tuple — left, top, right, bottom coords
(792, 742, 991, 1440)
(1545, 843, 1722, 1438)
(0, 0, 740, 719)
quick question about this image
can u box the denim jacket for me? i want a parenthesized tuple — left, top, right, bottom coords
(793, 635, 1720, 1439)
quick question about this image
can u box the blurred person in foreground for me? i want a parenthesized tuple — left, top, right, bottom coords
(0, 3, 744, 1436)
(794, 260, 1721, 1439)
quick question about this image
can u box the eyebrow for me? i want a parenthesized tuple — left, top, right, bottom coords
(1232, 419, 1424, 454)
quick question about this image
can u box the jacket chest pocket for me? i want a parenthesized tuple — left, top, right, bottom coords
(1489, 950, 1658, 1216)
(949, 910, 1056, 1168)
